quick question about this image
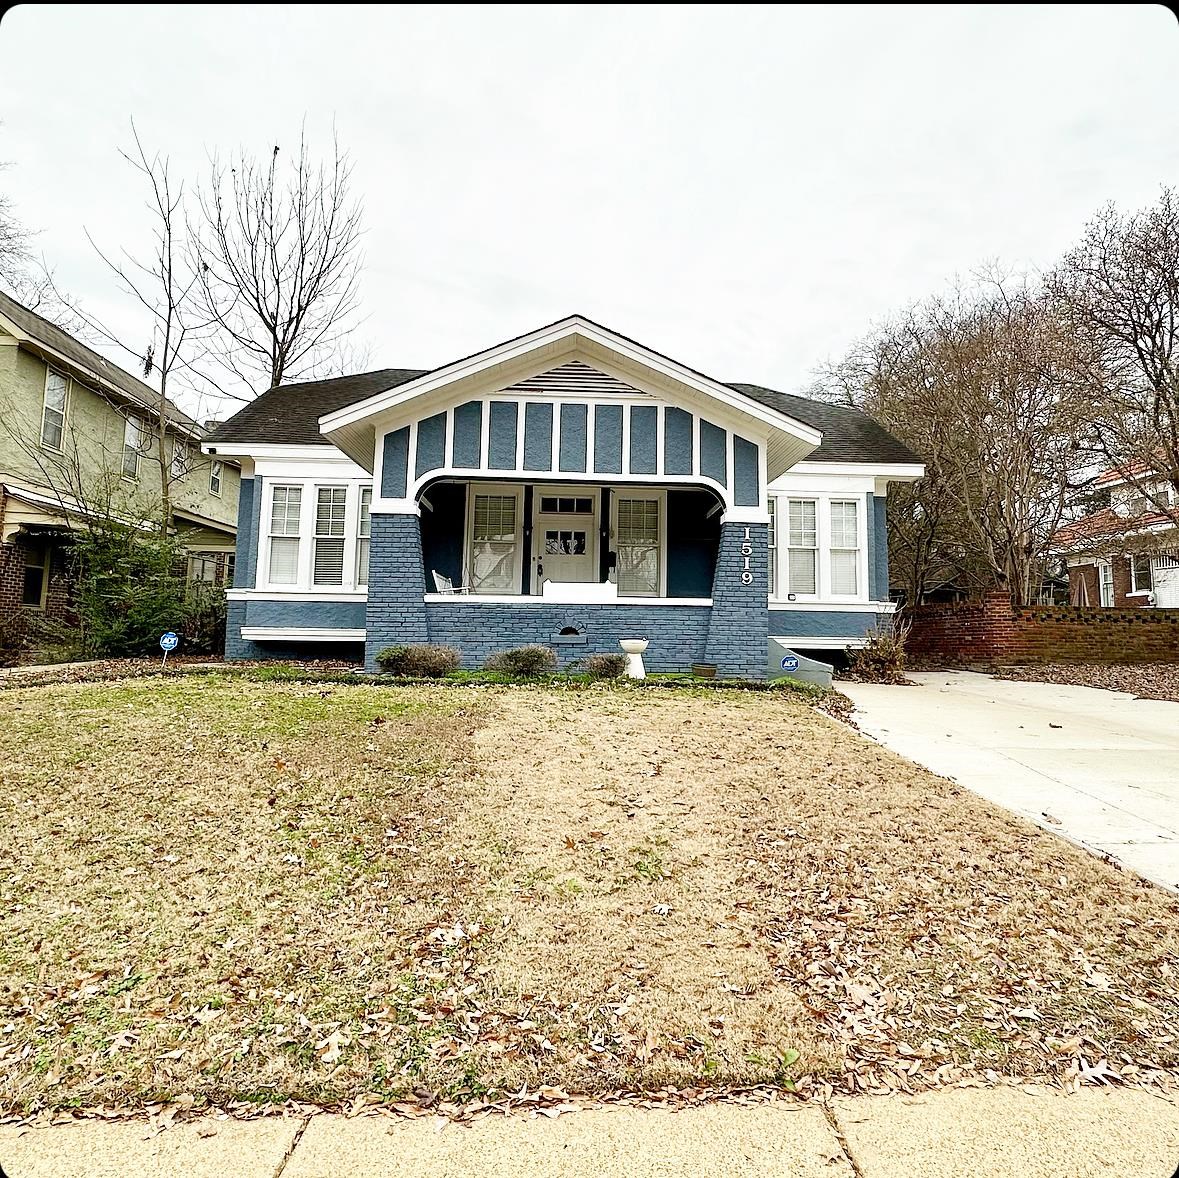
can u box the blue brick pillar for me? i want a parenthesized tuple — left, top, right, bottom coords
(364, 512, 429, 671)
(704, 520, 769, 679)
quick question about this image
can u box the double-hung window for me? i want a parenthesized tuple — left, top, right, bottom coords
(1098, 561, 1114, 607)
(615, 496, 661, 596)
(829, 500, 860, 596)
(1130, 554, 1153, 594)
(209, 459, 223, 496)
(356, 488, 372, 586)
(122, 416, 144, 480)
(268, 485, 303, 584)
(470, 493, 519, 593)
(171, 439, 190, 480)
(41, 371, 67, 450)
(313, 487, 348, 586)
(786, 500, 818, 595)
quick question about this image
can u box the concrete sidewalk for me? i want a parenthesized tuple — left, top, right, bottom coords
(840, 670, 1179, 891)
(2, 1088, 1177, 1177)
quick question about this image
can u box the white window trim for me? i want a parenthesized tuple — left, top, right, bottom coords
(312, 484, 350, 588)
(1129, 554, 1153, 595)
(464, 482, 525, 595)
(122, 415, 144, 481)
(1097, 560, 1115, 607)
(769, 492, 870, 605)
(41, 369, 69, 453)
(610, 488, 667, 598)
(259, 477, 372, 592)
(209, 458, 223, 496)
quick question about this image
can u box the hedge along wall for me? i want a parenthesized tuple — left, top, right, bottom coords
(904, 592, 1179, 666)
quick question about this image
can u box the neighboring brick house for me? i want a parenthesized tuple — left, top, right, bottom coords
(1052, 464, 1179, 609)
(0, 290, 240, 644)
(206, 314, 923, 676)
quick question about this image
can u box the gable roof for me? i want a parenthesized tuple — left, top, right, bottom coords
(0, 289, 207, 438)
(208, 316, 919, 469)
(725, 385, 923, 466)
(209, 365, 918, 467)
(207, 367, 428, 447)
(1052, 506, 1179, 552)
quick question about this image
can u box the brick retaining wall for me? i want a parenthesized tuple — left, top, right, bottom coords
(905, 592, 1179, 666)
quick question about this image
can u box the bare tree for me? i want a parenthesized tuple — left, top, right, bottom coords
(815, 274, 1090, 605)
(194, 127, 364, 396)
(0, 167, 31, 290)
(46, 123, 207, 528)
(1048, 187, 1179, 517)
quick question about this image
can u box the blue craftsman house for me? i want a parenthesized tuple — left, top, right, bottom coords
(206, 316, 922, 677)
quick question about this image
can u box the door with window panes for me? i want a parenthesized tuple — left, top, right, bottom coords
(533, 490, 598, 590)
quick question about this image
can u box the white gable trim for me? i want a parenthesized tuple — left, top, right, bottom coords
(318, 316, 822, 448)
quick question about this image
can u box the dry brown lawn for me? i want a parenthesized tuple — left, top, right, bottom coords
(1, 674, 1177, 1117)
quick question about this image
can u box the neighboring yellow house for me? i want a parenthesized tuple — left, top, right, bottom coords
(0, 290, 239, 639)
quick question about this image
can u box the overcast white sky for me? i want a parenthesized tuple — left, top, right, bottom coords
(1, 4, 1177, 418)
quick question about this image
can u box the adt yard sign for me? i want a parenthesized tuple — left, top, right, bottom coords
(159, 631, 179, 665)
(780, 654, 800, 673)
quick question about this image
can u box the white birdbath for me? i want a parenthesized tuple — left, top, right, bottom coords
(619, 638, 649, 680)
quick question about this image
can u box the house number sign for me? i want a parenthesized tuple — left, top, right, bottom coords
(740, 527, 754, 585)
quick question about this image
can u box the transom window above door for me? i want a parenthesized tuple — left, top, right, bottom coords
(539, 495, 593, 514)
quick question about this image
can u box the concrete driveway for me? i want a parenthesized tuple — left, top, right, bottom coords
(839, 670, 1179, 892)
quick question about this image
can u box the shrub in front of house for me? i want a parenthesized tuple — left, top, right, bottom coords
(585, 652, 627, 679)
(847, 618, 910, 684)
(484, 644, 558, 677)
(375, 644, 462, 678)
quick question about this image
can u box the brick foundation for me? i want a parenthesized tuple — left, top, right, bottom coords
(905, 592, 1179, 666)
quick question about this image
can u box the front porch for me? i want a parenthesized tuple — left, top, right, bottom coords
(365, 475, 767, 676)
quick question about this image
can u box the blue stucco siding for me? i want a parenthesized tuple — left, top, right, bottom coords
(869, 494, 889, 601)
(559, 403, 588, 472)
(663, 407, 693, 475)
(242, 598, 367, 629)
(768, 608, 889, 640)
(629, 405, 657, 474)
(381, 428, 410, 497)
(426, 602, 711, 671)
(523, 402, 554, 471)
(452, 401, 482, 468)
(415, 412, 447, 479)
(733, 436, 759, 507)
(594, 404, 623, 474)
(488, 400, 519, 470)
(700, 420, 728, 488)
(235, 478, 258, 589)
(705, 521, 768, 678)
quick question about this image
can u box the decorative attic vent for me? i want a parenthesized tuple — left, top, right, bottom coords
(500, 360, 643, 398)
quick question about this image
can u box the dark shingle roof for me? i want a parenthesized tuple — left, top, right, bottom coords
(0, 289, 205, 436)
(727, 384, 923, 465)
(208, 362, 922, 468)
(207, 368, 428, 446)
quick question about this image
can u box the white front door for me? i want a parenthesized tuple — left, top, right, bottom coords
(532, 488, 599, 591)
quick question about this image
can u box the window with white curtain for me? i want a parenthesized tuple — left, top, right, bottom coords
(41, 371, 67, 450)
(356, 488, 371, 586)
(209, 459, 223, 496)
(829, 500, 860, 595)
(470, 493, 519, 593)
(616, 496, 661, 595)
(313, 487, 348, 586)
(1098, 561, 1114, 607)
(268, 485, 303, 584)
(786, 500, 817, 595)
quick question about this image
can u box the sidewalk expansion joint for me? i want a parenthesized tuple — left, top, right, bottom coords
(822, 1102, 866, 1178)
(273, 1112, 314, 1178)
